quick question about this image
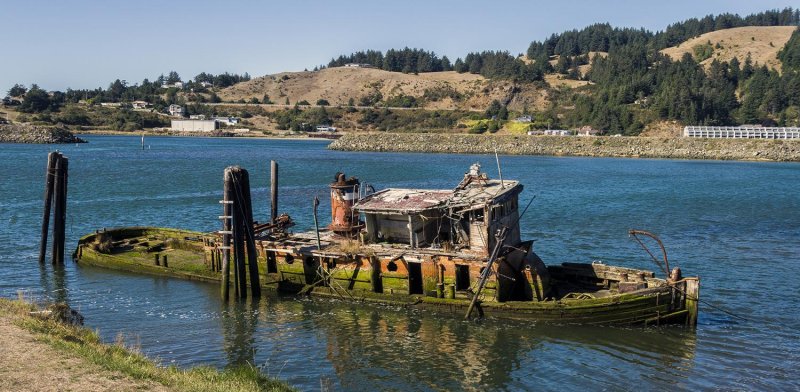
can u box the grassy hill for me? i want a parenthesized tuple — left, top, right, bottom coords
(661, 26, 796, 71)
(218, 67, 551, 112)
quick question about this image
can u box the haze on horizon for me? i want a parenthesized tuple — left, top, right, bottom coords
(1, 0, 796, 93)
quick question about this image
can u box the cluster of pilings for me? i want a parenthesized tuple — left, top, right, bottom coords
(39, 151, 69, 265)
(220, 166, 262, 301)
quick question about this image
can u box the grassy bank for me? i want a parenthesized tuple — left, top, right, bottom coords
(0, 298, 295, 392)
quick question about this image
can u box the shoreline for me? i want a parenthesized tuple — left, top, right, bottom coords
(76, 129, 335, 141)
(0, 298, 295, 392)
(328, 133, 800, 162)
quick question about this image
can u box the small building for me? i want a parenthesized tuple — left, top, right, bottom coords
(189, 114, 207, 120)
(515, 115, 532, 123)
(199, 81, 213, 88)
(683, 126, 800, 139)
(344, 63, 375, 68)
(170, 119, 218, 132)
(577, 126, 602, 136)
(543, 129, 571, 136)
(100, 102, 122, 108)
(315, 125, 337, 132)
(161, 82, 184, 89)
(168, 104, 184, 117)
(212, 117, 240, 126)
(132, 101, 150, 109)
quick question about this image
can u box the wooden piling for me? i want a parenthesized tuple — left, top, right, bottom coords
(51, 155, 68, 265)
(270, 160, 278, 222)
(220, 168, 233, 300)
(231, 168, 247, 299)
(238, 168, 261, 297)
(685, 278, 699, 327)
(38, 152, 58, 264)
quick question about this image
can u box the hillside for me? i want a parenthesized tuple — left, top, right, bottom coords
(218, 67, 551, 112)
(661, 26, 796, 71)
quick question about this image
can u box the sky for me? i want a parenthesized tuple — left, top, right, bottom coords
(1, 0, 798, 94)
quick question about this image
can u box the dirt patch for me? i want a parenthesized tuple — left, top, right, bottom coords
(0, 313, 167, 392)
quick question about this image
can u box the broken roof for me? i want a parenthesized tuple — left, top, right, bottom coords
(354, 179, 521, 214)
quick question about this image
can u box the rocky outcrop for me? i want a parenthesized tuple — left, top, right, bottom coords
(0, 124, 86, 144)
(329, 133, 800, 162)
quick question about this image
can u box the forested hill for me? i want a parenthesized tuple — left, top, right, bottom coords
(325, 8, 800, 133)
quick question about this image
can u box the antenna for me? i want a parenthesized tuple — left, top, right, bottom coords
(495, 148, 504, 188)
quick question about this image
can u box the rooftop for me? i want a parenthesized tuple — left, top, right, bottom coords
(354, 178, 521, 214)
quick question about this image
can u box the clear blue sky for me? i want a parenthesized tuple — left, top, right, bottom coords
(1, 0, 797, 94)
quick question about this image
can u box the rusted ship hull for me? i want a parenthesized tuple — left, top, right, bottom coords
(74, 227, 699, 327)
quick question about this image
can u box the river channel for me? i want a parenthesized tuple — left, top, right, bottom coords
(1, 135, 798, 390)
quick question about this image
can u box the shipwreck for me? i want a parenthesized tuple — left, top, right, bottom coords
(74, 163, 699, 326)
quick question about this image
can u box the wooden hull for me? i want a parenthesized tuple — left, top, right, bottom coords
(74, 227, 698, 327)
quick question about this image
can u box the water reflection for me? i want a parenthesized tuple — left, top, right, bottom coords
(219, 293, 697, 391)
(220, 298, 261, 367)
(38, 262, 69, 304)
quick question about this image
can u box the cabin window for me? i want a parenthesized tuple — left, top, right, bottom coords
(266, 251, 277, 273)
(387, 260, 398, 272)
(408, 262, 423, 295)
(284, 254, 294, 264)
(455, 265, 470, 290)
(472, 209, 484, 223)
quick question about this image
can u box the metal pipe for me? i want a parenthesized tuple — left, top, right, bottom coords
(270, 160, 278, 223)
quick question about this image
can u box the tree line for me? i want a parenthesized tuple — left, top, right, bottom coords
(526, 8, 799, 59)
(5, 70, 250, 113)
(328, 48, 454, 73)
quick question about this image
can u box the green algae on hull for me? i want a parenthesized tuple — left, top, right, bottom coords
(74, 226, 699, 326)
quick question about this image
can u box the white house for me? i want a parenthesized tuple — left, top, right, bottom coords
(132, 101, 150, 109)
(169, 104, 184, 117)
(515, 115, 532, 123)
(161, 82, 184, 89)
(212, 117, 240, 126)
(344, 63, 375, 68)
(577, 126, 602, 136)
(315, 125, 337, 132)
(543, 129, 571, 136)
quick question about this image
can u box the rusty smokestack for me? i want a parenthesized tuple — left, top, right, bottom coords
(329, 172, 360, 233)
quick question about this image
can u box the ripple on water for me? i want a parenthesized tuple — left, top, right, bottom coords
(2, 137, 800, 390)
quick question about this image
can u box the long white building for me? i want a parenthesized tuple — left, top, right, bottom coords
(171, 119, 218, 132)
(683, 126, 800, 139)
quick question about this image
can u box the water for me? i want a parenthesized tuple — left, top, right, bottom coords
(1, 135, 799, 390)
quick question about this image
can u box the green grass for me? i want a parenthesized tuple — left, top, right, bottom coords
(0, 298, 296, 392)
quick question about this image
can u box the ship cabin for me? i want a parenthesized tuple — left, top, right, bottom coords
(353, 164, 523, 258)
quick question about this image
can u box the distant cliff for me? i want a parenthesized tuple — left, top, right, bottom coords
(0, 124, 86, 144)
(329, 133, 800, 162)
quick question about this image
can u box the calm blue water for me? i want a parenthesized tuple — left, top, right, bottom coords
(1, 135, 799, 390)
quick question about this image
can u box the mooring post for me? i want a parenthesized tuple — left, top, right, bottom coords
(231, 168, 248, 299)
(270, 160, 278, 223)
(39, 152, 59, 264)
(51, 155, 68, 265)
(239, 168, 261, 297)
(220, 168, 234, 300)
